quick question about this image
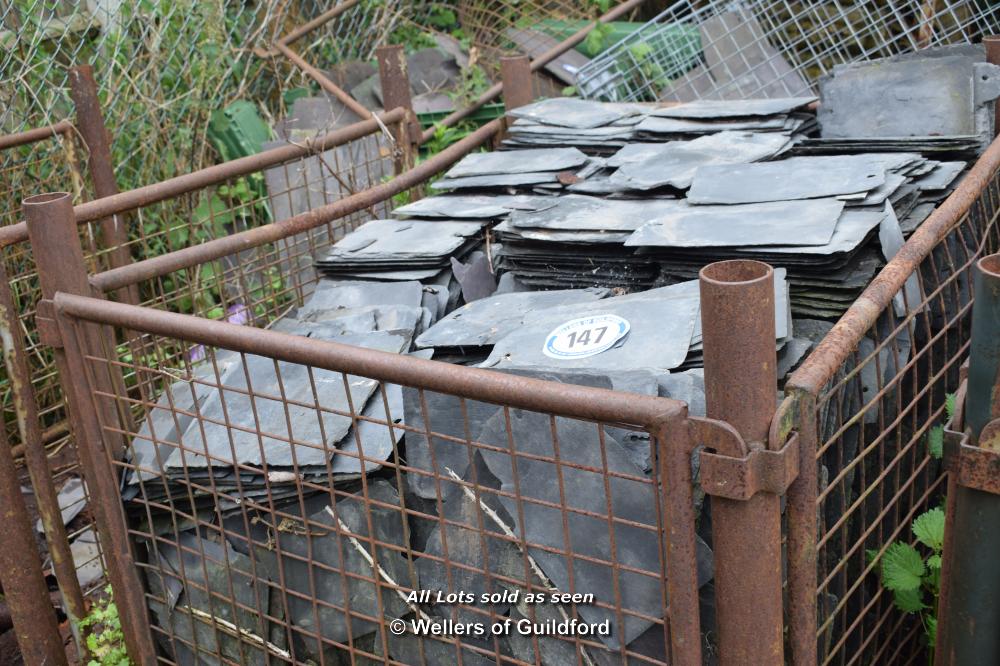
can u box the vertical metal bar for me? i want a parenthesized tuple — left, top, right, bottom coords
(653, 414, 703, 664)
(67, 65, 139, 305)
(500, 55, 533, 111)
(986, 36, 1000, 138)
(376, 45, 419, 171)
(939, 253, 1000, 665)
(699, 259, 783, 666)
(0, 260, 88, 642)
(0, 421, 68, 666)
(24, 192, 158, 664)
(784, 390, 819, 666)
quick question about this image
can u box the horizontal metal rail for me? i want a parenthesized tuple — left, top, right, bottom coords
(0, 119, 73, 150)
(0, 108, 405, 247)
(274, 41, 374, 119)
(88, 116, 502, 293)
(53, 291, 683, 428)
(277, 0, 362, 47)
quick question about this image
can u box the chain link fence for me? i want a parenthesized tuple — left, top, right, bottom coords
(0, 1, 407, 190)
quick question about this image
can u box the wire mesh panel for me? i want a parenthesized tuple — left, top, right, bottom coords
(6, 126, 396, 452)
(785, 151, 1000, 663)
(576, 0, 1000, 102)
(52, 299, 704, 664)
(2, 127, 397, 621)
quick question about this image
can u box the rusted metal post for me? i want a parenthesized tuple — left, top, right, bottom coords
(68, 65, 139, 305)
(24, 192, 158, 664)
(986, 36, 1000, 138)
(699, 260, 783, 666)
(0, 421, 68, 666)
(938, 253, 1000, 665)
(376, 45, 419, 175)
(500, 55, 533, 111)
(654, 413, 703, 664)
(783, 390, 819, 666)
(0, 260, 88, 645)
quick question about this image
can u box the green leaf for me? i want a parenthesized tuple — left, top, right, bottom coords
(927, 425, 943, 459)
(193, 193, 233, 237)
(927, 554, 942, 570)
(166, 223, 189, 249)
(912, 508, 945, 552)
(893, 586, 927, 613)
(881, 542, 924, 592)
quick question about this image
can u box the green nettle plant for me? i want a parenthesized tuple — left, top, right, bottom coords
(869, 507, 946, 652)
(79, 586, 132, 666)
(868, 393, 954, 656)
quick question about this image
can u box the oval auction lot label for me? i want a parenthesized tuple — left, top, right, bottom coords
(542, 314, 630, 360)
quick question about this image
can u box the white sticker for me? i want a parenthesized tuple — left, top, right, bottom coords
(542, 314, 630, 360)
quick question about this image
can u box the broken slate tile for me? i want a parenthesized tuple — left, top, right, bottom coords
(508, 194, 683, 231)
(444, 148, 589, 178)
(252, 481, 413, 659)
(654, 97, 816, 119)
(610, 131, 792, 190)
(450, 251, 496, 302)
(165, 330, 409, 470)
(626, 199, 845, 248)
(431, 171, 565, 191)
(403, 368, 656, 501)
(146, 531, 281, 665)
(507, 98, 633, 129)
(687, 155, 887, 204)
(392, 194, 555, 219)
(318, 219, 485, 264)
(35, 477, 87, 533)
(482, 286, 700, 373)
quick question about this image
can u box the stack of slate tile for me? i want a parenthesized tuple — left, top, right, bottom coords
(430, 146, 602, 192)
(501, 96, 816, 152)
(314, 218, 486, 282)
(124, 280, 434, 523)
(493, 195, 681, 289)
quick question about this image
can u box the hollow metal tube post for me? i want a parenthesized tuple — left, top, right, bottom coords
(0, 421, 68, 666)
(938, 254, 1000, 665)
(699, 260, 783, 666)
(24, 192, 158, 664)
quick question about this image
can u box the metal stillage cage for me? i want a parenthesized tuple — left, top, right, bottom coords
(15, 101, 1000, 666)
(17, 105, 794, 664)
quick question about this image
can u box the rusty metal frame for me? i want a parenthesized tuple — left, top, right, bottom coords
(0, 119, 74, 151)
(942, 426, 1000, 495)
(0, 104, 410, 661)
(780, 127, 1000, 663)
(42, 284, 797, 665)
(0, 114, 91, 658)
(21, 97, 810, 662)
